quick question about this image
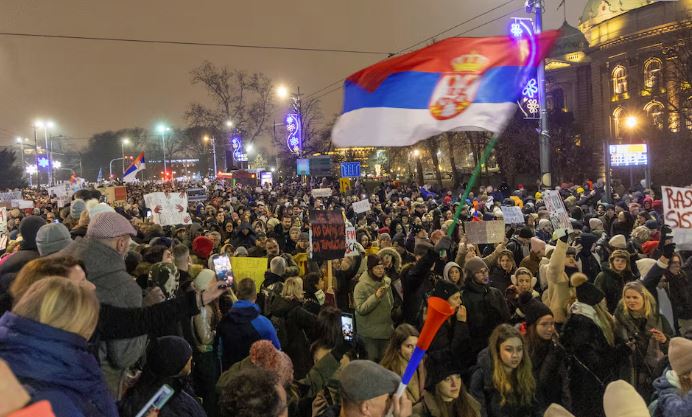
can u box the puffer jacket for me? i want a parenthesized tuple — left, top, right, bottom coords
(353, 271, 394, 340)
(652, 370, 692, 416)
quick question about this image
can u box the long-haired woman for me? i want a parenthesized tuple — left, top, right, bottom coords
(614, 280, 673, 400)
(381, 324, 425, 405)
(470, 324, 539, 417)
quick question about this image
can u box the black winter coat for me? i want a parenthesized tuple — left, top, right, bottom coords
(529, 340, 572, 413)
(489, 266, 513, 294)
(643, 263, 692, 325)
(462, 280, 510, 361)
(560, 311, 622, 417)
(402, 249, 438, 326)
(0, 249, 40, 292)
(469, 349, 541, 417)
(271, 297, 317, 379)
(594, 267, 636, 314)
(505, 237, 526, 268)
(119, 376, 206, 417)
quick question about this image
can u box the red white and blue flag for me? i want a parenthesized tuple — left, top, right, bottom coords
(123, 152, 146, 183)
(332, 32, 558, 147)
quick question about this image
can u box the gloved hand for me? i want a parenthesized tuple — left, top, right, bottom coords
(662, 242, 676, 259)
(434, 236, 453, 253)
(659, 225, 672, 250)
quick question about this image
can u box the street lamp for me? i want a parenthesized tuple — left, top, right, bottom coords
(204, 135, 218, 175)
(245, 143, 254, 153)
(625, 116, 638, 130)
(34, 119, 56, 186)
(225, 120, 233, 128)
(276, 85, 289, 99)
(121, 138, 131, 175)
(156, 124, 171, 175)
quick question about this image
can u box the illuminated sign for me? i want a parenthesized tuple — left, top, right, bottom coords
(609, 144, 648, 167)
(510, 17, 540, 120)
(231, 137, 248, 162)
(286, 113, 302, 155)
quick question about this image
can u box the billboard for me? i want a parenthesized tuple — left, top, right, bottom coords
(609, 144, 648, 167)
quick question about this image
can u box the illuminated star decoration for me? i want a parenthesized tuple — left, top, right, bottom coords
(38, 157, 50, 168)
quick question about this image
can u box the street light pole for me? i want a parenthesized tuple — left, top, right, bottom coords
(121, 138, 130, 175)
(32, 125, 39, 188)
(529, 0, 551, 188)
(15, 138, 25, 177)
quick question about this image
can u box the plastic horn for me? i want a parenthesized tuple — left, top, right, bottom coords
(395, 296, 454, 396)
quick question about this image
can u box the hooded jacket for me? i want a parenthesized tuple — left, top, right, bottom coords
(594, 267, 636, 314)
(353, 270, 394, 339)
(232, 222, 257, 249)
(652, 371, 692, 416)
(0, 312, 118, 417)
(216, 299, 280, 371)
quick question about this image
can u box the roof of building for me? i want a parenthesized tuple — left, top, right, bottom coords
(579, 0, 656, 29)
(549, 21, 589, 57)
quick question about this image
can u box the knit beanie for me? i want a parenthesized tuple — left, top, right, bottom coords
(608, 235, 627, 250)
(644, 219, 658, 230)
(70, 199, 86, 220)
(518, 292, 552, 326)
(544, 404, 575, 417)
(146, 336, 192, 377)
(603, 380, 648, 417)
(430, 279, 460, 301)
(571, 273, 604, 306)
(18, 216, 46, 250)
(635, 258, 657, 280)
(36, 223, 72, 256)
(589, 218, 603, 231)
(192, 236, 214, 259)
(530, 237, 546, 254)
(249, 340, 294, 387)
(464, 256, 487, 275)
(518, 227, 534, 239)
(668, 337, 692, 376)
(88, 202, 115, 217)
(424, 350, 461, 390)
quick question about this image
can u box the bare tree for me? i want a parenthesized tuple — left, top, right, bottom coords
(424, 135, 443, 188)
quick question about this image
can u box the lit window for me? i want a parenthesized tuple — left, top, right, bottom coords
(644, 58, 663, 90)
(612, 66, 628, 95)
(643, 101, 665, 130)
(612, 107, 624, 138)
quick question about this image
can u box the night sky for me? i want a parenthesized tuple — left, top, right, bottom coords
(0, 0, 588, 151)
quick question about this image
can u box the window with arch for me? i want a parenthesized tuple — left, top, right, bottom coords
(644, 101, 665, 129)
(643, 58, 663, 91)
(612, 65, 628, 95)
(612, 107, 624, 138)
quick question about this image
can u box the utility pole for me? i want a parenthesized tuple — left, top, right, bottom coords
(529, 0, 551, 188)
(33, 126, 40, 187)
(211, 136, 217, 175)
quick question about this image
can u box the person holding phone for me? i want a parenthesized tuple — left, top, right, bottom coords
(353, 256, 394, 362)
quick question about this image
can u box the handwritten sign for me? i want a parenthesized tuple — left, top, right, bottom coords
(661, 186, 692, 250)
(543, 190, 573, 233)
(143, 192, 192, 226)
(500, 206, 525, 225)
(352, 199, 371, 214)
(345, 226, 358, 257)
(186, 187, 207, 202)
(464, 220, 505, 244)
(309, 210, 346, 261)
(311, 188, 333, 198)
(230, 257, 268, 292)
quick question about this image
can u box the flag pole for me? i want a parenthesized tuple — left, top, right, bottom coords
(446, 132, 500, 238)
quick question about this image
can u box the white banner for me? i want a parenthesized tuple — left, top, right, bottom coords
(11, 200, 34, 209)
(500, 206, 524, 224)
(352, 199, 371, 214)
(311, 188, 333, 198)
(661, 186, 692, 250)
(543, 190, 573, 233)
(143, 192, 192, 226)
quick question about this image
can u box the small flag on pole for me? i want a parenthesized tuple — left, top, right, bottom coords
(123, 152, 146, 183)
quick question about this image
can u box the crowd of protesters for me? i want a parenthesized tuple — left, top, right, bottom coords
(0, 175, 691, 417)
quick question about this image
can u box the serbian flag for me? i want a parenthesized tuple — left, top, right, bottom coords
(332, 32, 559, 147)
(123, 152, 146, 182)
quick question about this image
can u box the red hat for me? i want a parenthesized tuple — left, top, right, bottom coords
(192, 236, 214, 259)
(641, 240, 659, 255)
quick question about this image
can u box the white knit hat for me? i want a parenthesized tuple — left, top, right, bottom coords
(543, 403, 574, 417)
(603, 380, 648, 417)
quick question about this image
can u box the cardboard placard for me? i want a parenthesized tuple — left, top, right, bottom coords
(352, 199, 371, 214)
(186, 187, 207, 202)
(661, 186, 692, 250)
(339, 177, 351, 194)
(309, 210, 346, 261)
(543, 190, 573, 233)
(230, 257, 267, 292)
(500, 206, 525, 225)
(464, 220, 505, 244)
(345, 226, 358, 257)
(311, 188, 332, 198)
(143, 192, 192, 226)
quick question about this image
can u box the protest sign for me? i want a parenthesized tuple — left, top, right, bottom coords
(661, 186, 692, 250)
(344, 226, 358, 257)
(0, 191, 22, 202)
(339, 178, 351, 194)
(230, 257, 267, 292)
(186, 187, 207, 202)
(143, 192, 192, 226)
(352, 199, 371, 214)
(0, 207, 7, 250)
(101, 186, 127, 204)
(464, 220, 505, 244)
(543, 190, 573, 233)
(309, 210, 346, 261)
(311, 188, 333, 198)
(11, 200, 34, 209)
(500, 206, 524, 225)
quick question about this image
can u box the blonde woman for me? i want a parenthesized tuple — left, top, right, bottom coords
(470, 324, 538, 417)
(270, 276, 317, 379)
(0, 277, 118, 417)
(615, 280, 673, 400)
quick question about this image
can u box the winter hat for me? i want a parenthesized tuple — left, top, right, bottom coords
(430, 279, 460, 300)
(644, 219, 658, 230)
(424, 350, 462, 390)
(668, 337, 692, 376)
(518, 292, 552, 326)
(635, 258, 657, 280)
(148, 262, 180, 299)
(18, 216, 46, 250)
(146, 336, 192, 377)
(192, 236, 214, 259)
(413, 240, 433, 257)
(530, 237, 546, 254)
(249, 340, 294, 386)
(571, 273, 604, 306)
(339, 360, 400, 402)
(270, 256, 287, 276)
(589, 218, 604, 231)
(367, 255, 382, 272)
(544, 404, 575, 417)
(603, 380, 648, 417)
(88, 202, 115, 217)
(465, 256, 487, 275)
(608, 235, 627, 250)
(36, 223, 72, 256)
(518, 227, 534, 239)
(193, 269, 215, 291)
(86, 212, 136, 239)
(233, 246, 249, 257)
(70, 199, 86, 220)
